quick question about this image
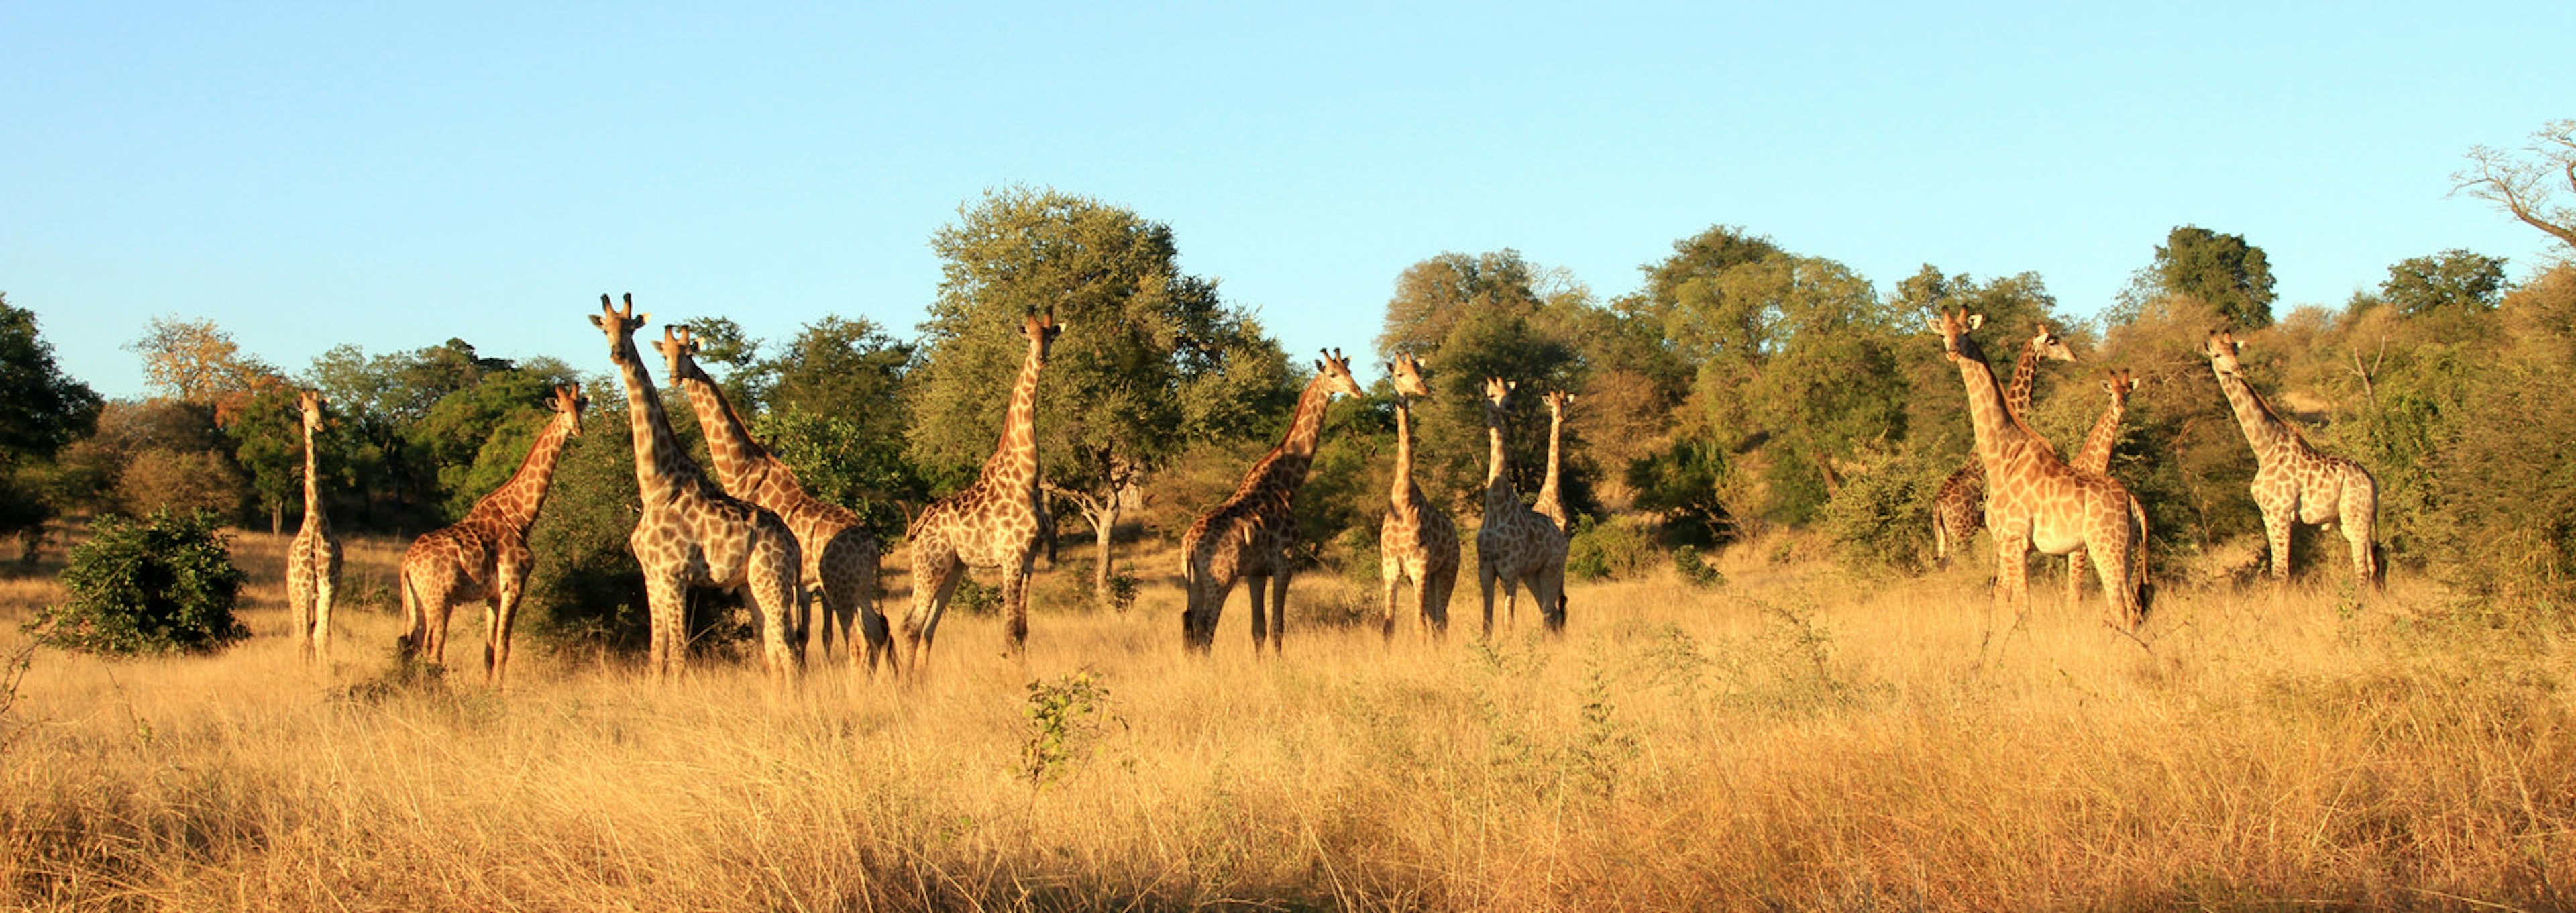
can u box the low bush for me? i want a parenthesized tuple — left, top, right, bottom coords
(30, 510, 248, 655)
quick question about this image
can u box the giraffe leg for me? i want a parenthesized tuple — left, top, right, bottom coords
(313, 543, 341, 666)
(1425, 561, 1456, 638)
(1540, 564, 1567, 633)
(2090, 539, 2138, 631)
(753, 553, 802, 692)
(1268, 570, 1291, 651)
(1381, 567, 1401, 641)
(2262, 507, 2295, 586)
(1001, 559, 1032, 657)
(903, 551, 962, 676)
(1993, 520, 2033, 628)
(643, 572, 688, 681)
(2341, 480, 2381, 592)
(1478, 566, 1499, 641)
(1247, 574, 1270, 653)
(859, 556, 894, 678)
(2065, 548, 2088, 612)
(488, 583, 526, 688)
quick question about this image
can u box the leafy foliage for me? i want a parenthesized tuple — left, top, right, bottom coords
(1020, 669, 1113, 787)
(2145, 225, 2278, 329)
(0, 294, 103, 547)
(31, 510, 248, 655)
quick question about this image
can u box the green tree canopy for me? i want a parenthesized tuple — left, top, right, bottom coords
(2147, 225, 2278, 329)
(0, 294, 105, 462)
(912, 186, 1285, 605)
(2381, 249, 2508, 316)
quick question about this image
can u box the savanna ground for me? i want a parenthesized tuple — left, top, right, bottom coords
(3, 523, 2572, 911)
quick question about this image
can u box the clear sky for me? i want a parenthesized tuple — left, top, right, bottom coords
(6, 2, 2570, 399)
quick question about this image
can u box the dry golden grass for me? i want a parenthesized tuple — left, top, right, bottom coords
(3, 527, 2573, 910)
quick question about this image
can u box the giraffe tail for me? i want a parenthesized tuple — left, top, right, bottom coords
(397, 563, 422, 658)
(2127, 494, 2154, 624)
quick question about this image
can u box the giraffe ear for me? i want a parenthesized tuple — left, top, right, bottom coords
(589, 314, 606, 329)
(1964, 313, 1985, 332)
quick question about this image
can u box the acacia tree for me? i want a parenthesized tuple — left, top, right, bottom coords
(2381, 250, 2509, 316)
(2455, 119, 2576, 252)
(125, 317, 284, 425)
(912, 186, 1283, 607)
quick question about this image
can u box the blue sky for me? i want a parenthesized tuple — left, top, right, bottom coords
(5, 2, 2570, 399)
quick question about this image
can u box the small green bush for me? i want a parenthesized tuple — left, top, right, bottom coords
(1673, 545, 1725, 590)
(1566, 515, 1661, 582)
(32, 510, 248, 655)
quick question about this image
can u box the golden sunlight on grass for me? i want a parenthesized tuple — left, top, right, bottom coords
(3, 527, 2571, 909)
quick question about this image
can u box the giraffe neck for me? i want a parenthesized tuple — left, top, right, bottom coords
(466, 410, 578, 529)
(1390, 396, 1417, 512)
(1953, 350, 2043, 471)
(1277, 372, 1338, 464)
(975, 331, 1046, 498)
(1534, 404, 1564, 509)
(674, 364, 767, 494)
(300, 415, 326, 534)
(610, 334, 695, 500)
(2212, 368, 2294, 465)
(2073, 395, 2126, 476)
(2004, 340, 2045, 419)
(1484, 410, 1516, 515)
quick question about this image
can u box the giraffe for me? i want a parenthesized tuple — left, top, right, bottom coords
(1932, 322, 2074, 568)
(590, 294, 803, 686)
(283, 389, 343, 664)
(1378, 353, 1460, 640)
(1181, 350, 1366, 652)
(398, 383, 587, 685)
(2203, 331, 2380, 588)
(903, 310, 1060, 671)
(1933, 310, 2147, 629)
(2062, 370, 2147, 605)
(662, 327, 892, 678)
(1532, 390, 1574, 535)
(1473, 378, 1569, 637)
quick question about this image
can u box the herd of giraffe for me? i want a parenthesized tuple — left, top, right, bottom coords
(1926, 310, 2381, 631)
(268, 294, 2379, 684)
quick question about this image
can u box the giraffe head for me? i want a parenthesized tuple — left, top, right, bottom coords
(1388, 352, 1431, 400)
(1024, 309, 1064, 361)
(1929, 309, 1988, 363)
(653, 325, 704, 384)
(296, 388, 326, 432)
(2104, 369, 2139, 405)
(1311, 348, 1363, 399)
(2203, 331, 2246, 379)
(588, 293, 650, 356)
(1481, 376, 1517, 422)
(1544, 389, 1574, 421)
(2027, 321, 2075, 363)
(548, 382, 591, 437)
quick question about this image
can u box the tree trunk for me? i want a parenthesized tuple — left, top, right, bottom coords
(1090, 498, 1121, 610)
(270, 502, 283, 535)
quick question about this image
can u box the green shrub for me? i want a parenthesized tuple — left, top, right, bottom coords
(31, 510, 248, 655)
(1673, 545, 1725, 590)
(1819, 456, 1935, 574)
(1566, 515, 1661, 582)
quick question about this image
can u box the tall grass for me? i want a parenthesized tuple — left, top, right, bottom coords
(2, 529, 2570, 910)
